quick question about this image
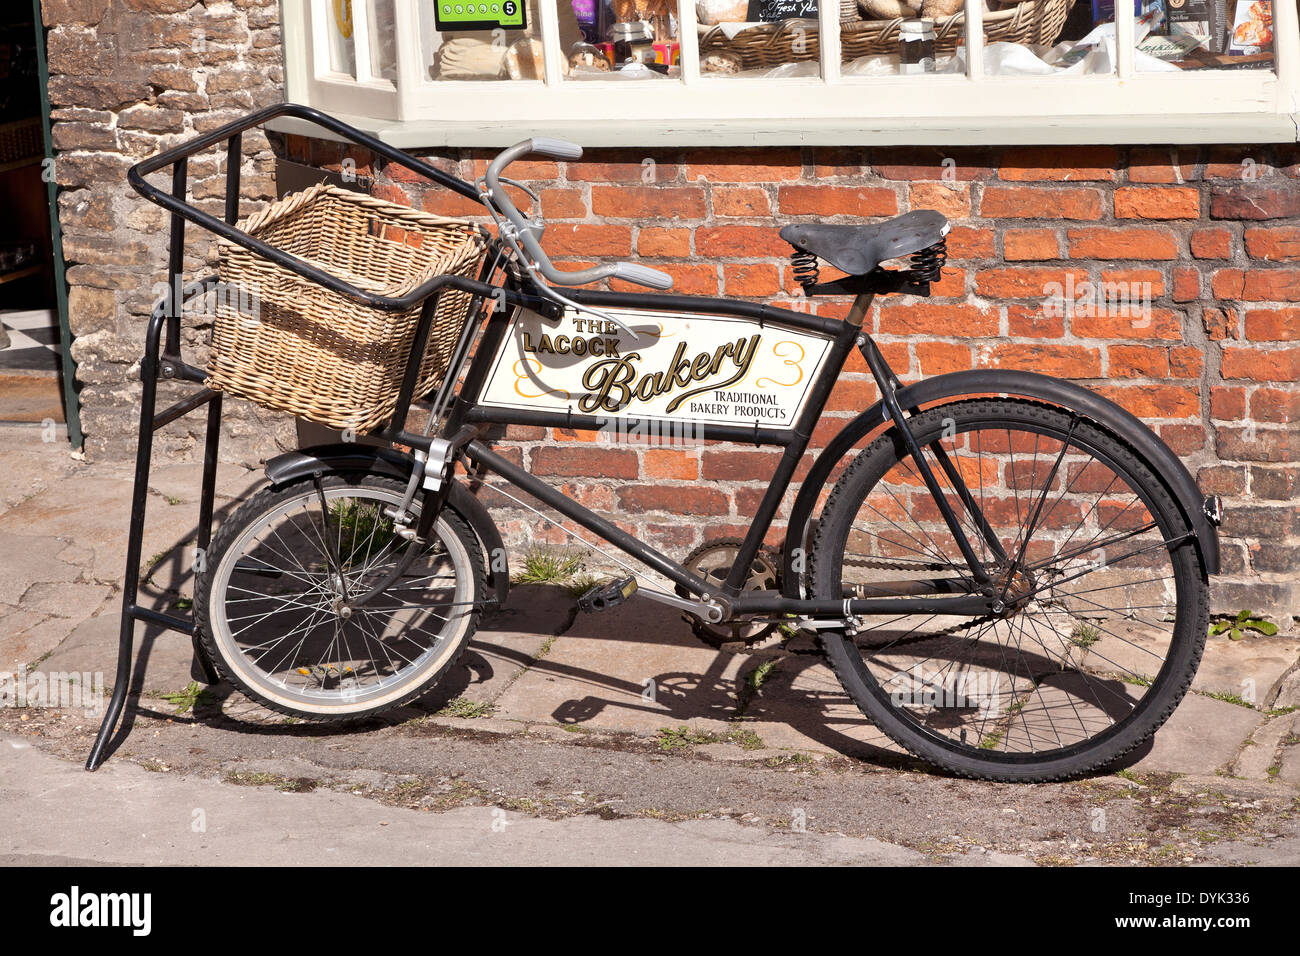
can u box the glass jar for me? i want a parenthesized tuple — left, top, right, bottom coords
(610, 20, 655, 65)
(898, 18, 936, 75)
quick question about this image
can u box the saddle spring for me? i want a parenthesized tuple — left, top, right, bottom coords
(905, 237, 948, 285)
(791, 249, 820, 292)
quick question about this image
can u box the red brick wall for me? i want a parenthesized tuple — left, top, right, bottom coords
(296, 138, 1300, 617)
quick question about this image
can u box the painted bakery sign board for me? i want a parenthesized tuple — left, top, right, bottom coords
(480, 307, 833, 428)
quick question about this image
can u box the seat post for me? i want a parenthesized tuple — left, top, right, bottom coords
(845, 292, 874, 328)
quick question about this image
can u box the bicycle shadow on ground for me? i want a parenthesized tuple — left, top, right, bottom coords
(113, 575, 1157, 778)
(467, 587, 937, 769)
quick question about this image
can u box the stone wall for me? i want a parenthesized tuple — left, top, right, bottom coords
(44, 0, 292, 461)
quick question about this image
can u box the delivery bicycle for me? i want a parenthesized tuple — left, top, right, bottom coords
(88, 103, 1223, 782)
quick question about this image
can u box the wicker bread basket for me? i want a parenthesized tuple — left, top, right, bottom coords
(209, 182, 486, 433)
(699, 0, 1076, 70)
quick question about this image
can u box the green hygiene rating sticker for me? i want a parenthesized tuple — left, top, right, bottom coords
(434, 0, 526, 31)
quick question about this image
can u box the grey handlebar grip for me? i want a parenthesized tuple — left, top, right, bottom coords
(529, 137, 583, 160)
(612, 262, 674, 290)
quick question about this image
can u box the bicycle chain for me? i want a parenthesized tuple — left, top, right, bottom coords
(840, 555, 953, 572)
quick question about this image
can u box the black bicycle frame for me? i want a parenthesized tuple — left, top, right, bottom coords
(447, 282, 996, 619)
(88, 102, 997, 771)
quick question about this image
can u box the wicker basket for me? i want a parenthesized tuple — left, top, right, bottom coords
(699, 0, 1076, 70)
(209, 182, 487, 433)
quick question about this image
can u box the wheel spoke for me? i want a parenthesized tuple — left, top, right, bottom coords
(204, 480, 478, 715)
(823, 398, 1201, 773)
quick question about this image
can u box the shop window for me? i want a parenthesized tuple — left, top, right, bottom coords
(282, 0, 1299, 144)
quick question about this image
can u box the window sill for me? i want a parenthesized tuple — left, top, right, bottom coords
(268, 109, 1300, 149)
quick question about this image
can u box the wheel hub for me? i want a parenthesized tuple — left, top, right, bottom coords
(991, 563, 1037, 614)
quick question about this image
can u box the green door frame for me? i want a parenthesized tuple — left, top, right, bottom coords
(31, 0, 83, 447)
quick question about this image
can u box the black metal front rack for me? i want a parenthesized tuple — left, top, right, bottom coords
(85, 103, 535, 771)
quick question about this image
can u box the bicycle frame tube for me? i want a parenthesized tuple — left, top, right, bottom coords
(448, 284, 996, 618)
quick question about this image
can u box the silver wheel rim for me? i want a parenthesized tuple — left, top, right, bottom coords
(209, 484, 474, 714)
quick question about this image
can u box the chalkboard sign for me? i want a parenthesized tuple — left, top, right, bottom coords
(747, 0, 818, 22)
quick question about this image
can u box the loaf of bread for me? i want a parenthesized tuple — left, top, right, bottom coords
(701, 50, 743, 73)
(858, 0, 921, 18)
(920, 0, 963, 18)
(437, 38, 506, 79)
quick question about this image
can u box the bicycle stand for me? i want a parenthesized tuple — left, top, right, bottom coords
(84, 155, 236, 771)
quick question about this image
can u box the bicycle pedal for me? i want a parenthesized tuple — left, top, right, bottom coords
(577, 575, 638, 613)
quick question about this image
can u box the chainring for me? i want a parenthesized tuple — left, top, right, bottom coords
(675, 538, 784, 649)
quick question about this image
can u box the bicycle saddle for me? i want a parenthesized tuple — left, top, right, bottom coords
(780, 210, 950, 276)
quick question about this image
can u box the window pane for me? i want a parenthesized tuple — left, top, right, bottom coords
(697, 0, 822, 78)
(838, 1, 1112, 76)
(1137, 0, 1277, 72)
(968, 0, 1116, 76)
(563, 0, 681, 80)
(326, 0, 358, 76)
(422, 0, 547, 81)
(367, 0, 399, 81)
(840, 0, 956, 75)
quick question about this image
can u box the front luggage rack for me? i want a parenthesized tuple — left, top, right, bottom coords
(84, 102, 547, 774)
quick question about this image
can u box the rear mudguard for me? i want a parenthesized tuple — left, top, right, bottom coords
(781, 369, 1220, 595)
(265, 443, 509, 605)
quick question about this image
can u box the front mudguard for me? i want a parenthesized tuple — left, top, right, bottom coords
(781, 369, 1220, 595)
(264, 442, 510, 605)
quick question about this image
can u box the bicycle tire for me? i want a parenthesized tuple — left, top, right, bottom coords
(194, 472, 484, 721)
(810, 398, 1208, 782)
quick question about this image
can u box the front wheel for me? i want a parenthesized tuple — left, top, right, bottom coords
(810, 398, 1208, 782)
(195, 473, 484, 720)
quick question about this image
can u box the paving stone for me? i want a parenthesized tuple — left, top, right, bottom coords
(441, 583, 577, 708)
(1273, 667, 1300, 710)
(145, 460, 262, 508)
(1277, 727, 1300, 785)
(1194, 635, 1300, 707)
(14, 581, 111, 619)
(489, 596, 744, 736)
(39, 606, 195, 696)
(0, 606, 83, 671)
(737, 653, 909, 760)
(1233, 713, 1298, 781)
(0, 426, 86, 516)
(0, 531, 84, 605)
(1130, 693, 1264, 776)
(0, 478, 199, 585)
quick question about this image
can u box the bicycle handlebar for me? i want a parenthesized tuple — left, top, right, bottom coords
(485, 138, 674, 292)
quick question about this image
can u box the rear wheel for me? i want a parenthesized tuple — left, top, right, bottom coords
(811, 398, 1208, 781)
(195, 473, 483, 720)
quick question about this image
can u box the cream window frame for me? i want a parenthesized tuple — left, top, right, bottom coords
(277, 0, 1300, 146)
